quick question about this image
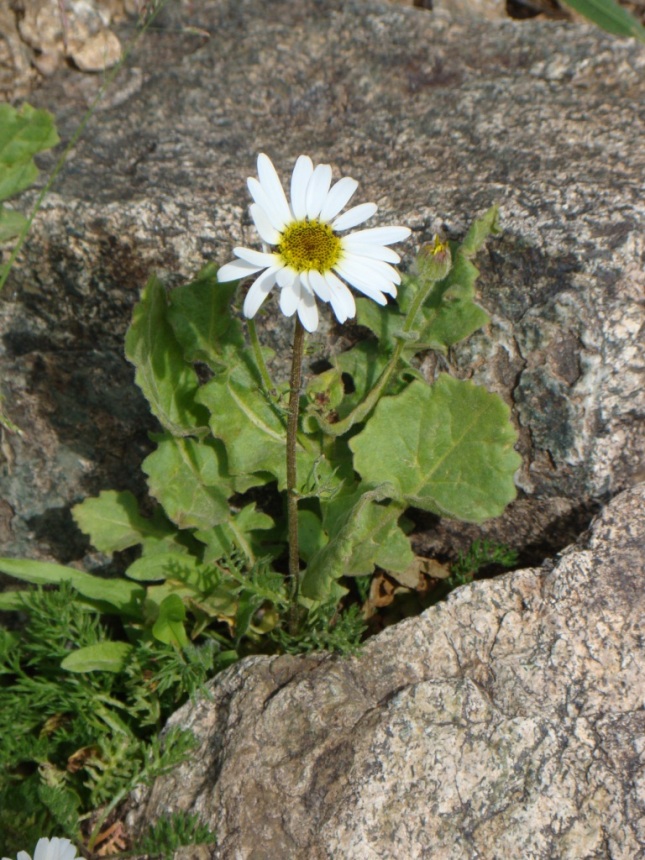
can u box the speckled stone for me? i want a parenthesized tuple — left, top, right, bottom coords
(125, 483, 645, 859)
(0, 0, 643, 566)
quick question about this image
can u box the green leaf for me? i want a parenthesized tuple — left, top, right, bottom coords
(561, 0, 645, 40)
(301, 486, 413, 601)
(195, 503, 275, 564)
(0, 206, 27, 242)
(414, 281, 490, 352)
(0, 557, 145, 617)
(0, 160, 37, 204)
(0, 589, 27, 610)
(142, 434, 231, 530)
(197, 348, 320, 489)
(302, 367, 346, 431)
(197, 348, 286, 478)
(334, 340, 393, 417)
(350, 376, 521, 522)
(298, 509, 328, 562)
(167, 265, 244, 368)
(61, 641, 133, 673)
(152, 594, 189, 647)
(0, 103, 59, 203)
(125, 551, 199, 582)
(72, 489, 174, 553)
(459, 205, 500, 258)
(125, 275, 209, 436)
(396, 255, 490, 355)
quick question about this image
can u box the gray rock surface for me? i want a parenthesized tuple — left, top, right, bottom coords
(0, 0, 643, 565)
(126, 483, 645, 859)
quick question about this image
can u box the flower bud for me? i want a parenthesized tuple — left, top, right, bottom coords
(415, 235, 452, 283)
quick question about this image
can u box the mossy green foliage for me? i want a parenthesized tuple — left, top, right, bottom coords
(138, 811, 216, 858)
(0, 103, 59, 242)
(0, 583, 204, 853)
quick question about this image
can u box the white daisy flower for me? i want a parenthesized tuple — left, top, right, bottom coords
(217, 153, 411, 333)
(3, 838, 80, 860)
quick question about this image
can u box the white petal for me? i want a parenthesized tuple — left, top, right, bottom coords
(276, 266, 297, 288)
(243, 266, 279, 318)
(33, 841, 49, 860)
(343, 225, 411, 245)
(334, 261, 389, 305)
(337, 256, 398, 295)
(279, 279, 301, 316)
(290, 155, 313, 220)
(297, 289, 319, 332)
(59, 843, 78, 860)
(319, 177, 358, 223)
(34, 840, 72, 860)
(233, 246, 278, 268)
(340, 238, 401, 263)
(344, 253, 402, 286)
(324, 271, 356, 323)
(250, 203, 280, 245)
(217, 259, 264, 282)
(248, 177, 288, 231)
(299, 270, 314, 295)
(332, 202, 378, 232)
(307, 269, 331, 302)
(256, 153, 292, 226)
(305, 164, 333, 220)
(17, 853, 33, 860)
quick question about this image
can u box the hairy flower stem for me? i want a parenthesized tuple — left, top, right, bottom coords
(287, 318, 306, 634)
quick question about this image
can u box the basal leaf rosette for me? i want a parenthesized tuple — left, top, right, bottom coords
(349, 376, 521, 523)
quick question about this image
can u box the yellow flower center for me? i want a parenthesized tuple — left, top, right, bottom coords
(277, 219, 342, 273)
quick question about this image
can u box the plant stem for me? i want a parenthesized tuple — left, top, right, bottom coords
(287, 317, 306, 634)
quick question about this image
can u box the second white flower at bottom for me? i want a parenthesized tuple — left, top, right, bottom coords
(217, 153, 411, 333)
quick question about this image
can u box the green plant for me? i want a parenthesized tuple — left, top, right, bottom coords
(0, 583, 205, 853)
(0, 156, 523, 851)
(0, 103, 59, 247)
(137, 811, 216, 858)
(448, 539, 519, 588)
(560, 0, 645, 42)
(0, 198, 521, 636)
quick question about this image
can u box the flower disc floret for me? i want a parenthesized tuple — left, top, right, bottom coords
(278, 220, 342, 273)
(217, 153, 411, 332)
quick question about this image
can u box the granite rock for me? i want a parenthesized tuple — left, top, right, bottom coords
(0, 0, 643, 565)
(126, 483, 645, 859)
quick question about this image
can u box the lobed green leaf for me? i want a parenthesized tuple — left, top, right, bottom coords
(125, 275, 209, 436)
(350, 376, 521, 523)
(166, 265, 244, 368)
(194, 503, 275, 565)
(459, 204, 500, 258)
(143, 434, 231, 531)
(301, 486, 413, 601)
(72, 489, 174, 553)
(0, 103, 59, 203)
